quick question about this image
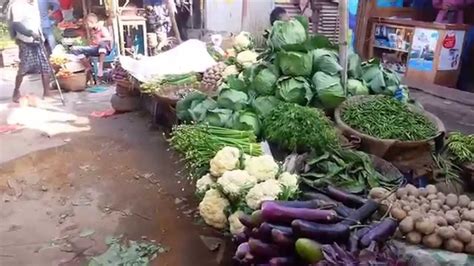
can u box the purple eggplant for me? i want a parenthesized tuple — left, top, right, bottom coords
(271, 228, 295, 248)
(291, 219, 351, 243)
(269, 257, 296, 266)
(334, 205, 354, 218)
(259, 222, 293, 239)
(262, 199, 333, 209)
(248, 238, 280, 258)
(234, 242, 250, 261)
(341, 199, 379, 226)
(359, 218, 398, 248)
(239, 213, 255, 228)
(301, 192, 338, 204)
(324, 186, 366, 208)
(233, 231, 248, 245)
(348, 226, 371, 252)
(261, 202, 339, 224)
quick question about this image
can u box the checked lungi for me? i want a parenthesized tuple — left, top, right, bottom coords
(17, 41, 50, 75)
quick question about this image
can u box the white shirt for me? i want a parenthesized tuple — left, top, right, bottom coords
(10, 0, 42, 43)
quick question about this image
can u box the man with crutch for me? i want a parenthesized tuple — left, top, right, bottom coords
(7, 0, 52, 103)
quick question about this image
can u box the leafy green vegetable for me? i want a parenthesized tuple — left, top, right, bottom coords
(347, 79, 369, 96)
(269, 19, 307, 50)
(188, 98, 218, 122)
(217, 89, 249, 111)
(302, 149, 403, 193)
(236, 111, 261, 136)
(348, 53, 363, 79)
(312, 72, 345, 109)
(447, 132, 474, 163)
(227, 75, 247, 91)
(204, 108, 233, 127)
(278, 51, 313, 77)
(341, 97, 437, 141)
(276, 76, 314, 105)
(176, 92, 208, 121)
(312, 49, 342, 75)
(253, 66, 279, 96)
(263, 102, 339, 152)
(252, 96, 281, 117)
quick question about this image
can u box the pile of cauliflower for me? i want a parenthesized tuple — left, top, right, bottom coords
(196, 146, 300, 234)
(221, 32, 259, 79)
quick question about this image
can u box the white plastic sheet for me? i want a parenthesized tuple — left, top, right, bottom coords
(119, 39, 217, 83)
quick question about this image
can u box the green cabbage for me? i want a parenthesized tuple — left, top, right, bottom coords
(188, 98, 218, 122)
(252, 96, 281, 117)
(236, 111, 261, 136)
(312, 72, 345, 109)
(253, 67, 279, 96)
(217, 89, 249, 111)
(226, 75, 247, 91)
(347, 53, 363, 79)
(312, 49, 342, 76)
(204, 108, 233, 127)
(278, 51, 312, 77)
(276, 76, 314, 105)
(347, 79, 369, 96)
(176, 92, 208, 121)
(269, 19, 307, 50)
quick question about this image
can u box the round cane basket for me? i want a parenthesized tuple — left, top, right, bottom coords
(334, 95, 446, 161)
(58, 72, 87, 92)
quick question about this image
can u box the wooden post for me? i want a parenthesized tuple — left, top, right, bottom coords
(339, 0, 348, 95)
(82, 0, 90, 39)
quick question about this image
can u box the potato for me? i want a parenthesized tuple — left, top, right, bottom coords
(465, 237, 474, 254)
(446, 210, 459, 217)
(459, 195, 471, 208)
(438, 226, 456, 239)
(420, 203, 430, 213)
(407, 195, 417, 202)
(446, 194, 458, 207)
(369, 187, 389, 200)
(420, 197, 429, 204)
(444, 238, 464, 253)
(402, 205, 412, 212)
(400, 216, 415, 234)
(446, 214, 461, 225)
(468, 201, 474, 210)
(431, 199, 443, 206)
(462, 210, 474, 222)
(454, 206, 461, 211)
(405, 184, 419, 196)
(458, 221, 472, 231)
(401, 195, 409, 201)
(436, 192, 446, 204)
(415, 218, 436, 235)
(407, 211, 423, 221)
(406, 231, 422, 244)
(442, 205, 451, 211)
(422, 233, 443, 248)
(418, 187, 429, 197)
(426, 184, 437, 194)
(427, 194, 437, 201)
(456, 227, 473, 243)
(409, 202, 419, 210)
(434, 216, 448, 226)
(430, 202, 441, 211)
(396, 187, 408, 199)
(391, 208, 407, 221)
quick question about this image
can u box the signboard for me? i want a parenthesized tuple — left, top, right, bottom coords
(408, 28, 439, 72)
(438, 30, 465, 71)
(377, 0, 403, 8)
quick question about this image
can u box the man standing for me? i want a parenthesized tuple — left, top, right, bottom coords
(8, 0, 52, 102)
(37, 0, 60, 53)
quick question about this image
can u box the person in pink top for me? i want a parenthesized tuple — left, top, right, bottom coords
(432, 0, 474, 24)
(70, 13, 112, 83)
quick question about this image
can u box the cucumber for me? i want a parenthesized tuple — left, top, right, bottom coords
(295, 238, 324, 263)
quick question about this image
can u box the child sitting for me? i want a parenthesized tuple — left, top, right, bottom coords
(70, 13, 112, 84)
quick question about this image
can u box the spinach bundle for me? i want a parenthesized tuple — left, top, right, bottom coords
(341, 97, 437, 141)
(263, 102, 339, 152)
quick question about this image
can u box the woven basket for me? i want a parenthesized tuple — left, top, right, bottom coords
(334, 95, 446, 174)
(58, 72, 87, 92)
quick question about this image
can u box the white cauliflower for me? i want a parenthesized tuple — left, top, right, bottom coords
(228, 211, 245, 235)
(196, 173, 216, 194)
(245, 179, 282, 209)
(233, 31, 253, 52)
(210, 147, 240, 177)
(222, 65, 239, 79)
(244, 155, 279, 182)
(278, 172, 299, 193)
(217, 170, 257, 198)
(199, 189, 230, 229)
(236, 50, 258, 68)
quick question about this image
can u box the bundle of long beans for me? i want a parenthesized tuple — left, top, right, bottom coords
(169, 124, 263, 178)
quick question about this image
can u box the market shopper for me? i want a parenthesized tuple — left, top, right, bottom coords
(7, 0, 52, 102)
(70, 13, 112, 84)
(270, 7, 290, 25)
(37, 0, 60, 54)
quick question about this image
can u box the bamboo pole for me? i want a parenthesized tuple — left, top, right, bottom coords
(338, 0, 348, 95)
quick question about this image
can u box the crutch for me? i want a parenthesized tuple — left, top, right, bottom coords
(37, 40, 66, 106)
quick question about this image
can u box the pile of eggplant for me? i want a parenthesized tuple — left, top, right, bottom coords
(233, 186, 401, 265)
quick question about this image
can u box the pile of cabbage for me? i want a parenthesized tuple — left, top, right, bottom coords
(177, 17, 406, 136)
(196, 146, 301, 233)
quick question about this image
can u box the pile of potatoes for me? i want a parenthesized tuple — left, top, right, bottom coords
(201, 63, 226, 91)
(369, 184, 474, 254)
